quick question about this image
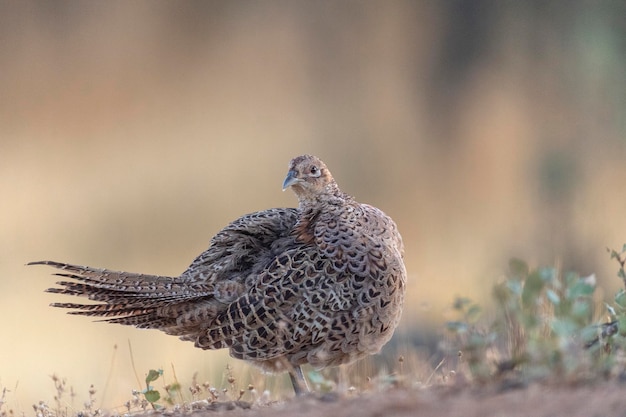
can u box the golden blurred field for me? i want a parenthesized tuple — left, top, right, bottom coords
(1, 1, 625, 412)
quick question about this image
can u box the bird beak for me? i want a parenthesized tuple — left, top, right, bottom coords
(282, 170, 300, 191)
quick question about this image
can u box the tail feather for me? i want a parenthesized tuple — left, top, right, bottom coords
(29, 261, 192, 295)
(105, 314, 177, 329)
(29, 260, 167, 281)
(46, 281, 206, 306)
(32, 260, 216, 329)
(52, 302, 151, 317)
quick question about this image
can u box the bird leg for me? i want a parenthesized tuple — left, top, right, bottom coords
(289, 365, 309, 396)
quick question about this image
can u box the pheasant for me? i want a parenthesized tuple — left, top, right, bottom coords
(30, 154, 406, 395)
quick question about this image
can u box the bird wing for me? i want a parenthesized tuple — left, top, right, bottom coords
(33, 208, 300, 332)
(179, 207, 300, 285)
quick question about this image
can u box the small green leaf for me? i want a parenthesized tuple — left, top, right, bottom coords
(505, 279, 522, 296)
(466, 304, 482, 323)
(546, 289, 560, 305)
(564, 271, 579, 286)
(145, 369, 162, 385)
(144, 389, 161, 403)
(306, 370, 334, 390)
(539, 267, 556, 284)
(166, 382, 181, 394)
(567, 280, 595, 299)
(551, 318, 577, 337)
(606, 303, 616, 317)
(307, 370, 324, 384)
(492, 282, 511, 305)
(615, 290, 626, 308)
(618, 317, 626, 337)
(571, 300, 591, 320)
(522, 271, 544, 308)
(509, 258, 529, 277)
(446, 321, 469, 333)
(467, 333, 489, 349)
(453, 297, 472, 311)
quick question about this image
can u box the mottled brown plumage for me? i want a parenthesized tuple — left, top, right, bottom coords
(31, 155, 406, 395)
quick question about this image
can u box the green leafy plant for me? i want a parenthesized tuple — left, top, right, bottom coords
(445, 297, 495, 381)
(589, 245, 626, 353)
(141, 369, 163, 409)
(493, 259, 597, 379)
(445, 246, 626, 384)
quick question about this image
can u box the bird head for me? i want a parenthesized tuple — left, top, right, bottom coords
(283, 155, 338, 202)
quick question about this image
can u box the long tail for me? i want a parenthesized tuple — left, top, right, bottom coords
(30, 260, 212, 329)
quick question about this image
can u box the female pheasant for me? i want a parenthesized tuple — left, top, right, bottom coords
(31, 155, 406, 395)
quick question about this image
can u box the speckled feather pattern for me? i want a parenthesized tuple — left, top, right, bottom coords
(33, 155, 406, 375)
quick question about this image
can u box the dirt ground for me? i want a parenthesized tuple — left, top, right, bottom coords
(138, 381, 626, 417)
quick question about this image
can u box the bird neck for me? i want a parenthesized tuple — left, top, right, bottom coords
(296, 182, 343, 207)
(293, 189, 353, 244)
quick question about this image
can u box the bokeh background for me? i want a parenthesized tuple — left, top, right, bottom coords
(2, 0, 625, 411)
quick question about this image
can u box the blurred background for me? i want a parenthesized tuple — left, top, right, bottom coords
(2, 0, 625, 411)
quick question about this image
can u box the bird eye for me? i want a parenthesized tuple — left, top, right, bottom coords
(309, 166, 321, 177)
